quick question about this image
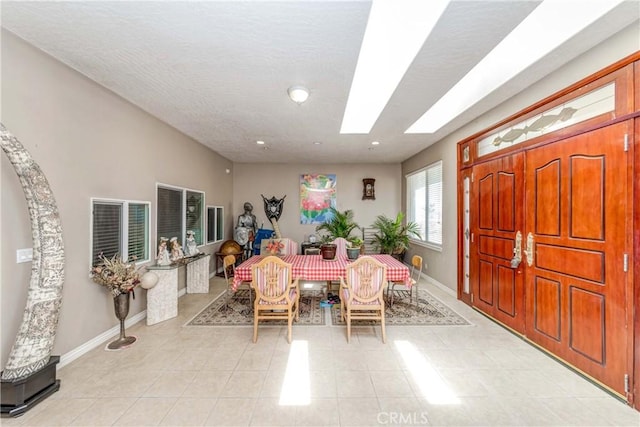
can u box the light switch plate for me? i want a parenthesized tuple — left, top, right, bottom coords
(16, 248, 33, 263)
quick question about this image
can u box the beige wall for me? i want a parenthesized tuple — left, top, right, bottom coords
(402, 24, 640, 292)
(1, 31, 234, 367)
(233, 163, 402, 245)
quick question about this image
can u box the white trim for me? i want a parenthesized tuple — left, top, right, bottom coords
(58, 309, 147, 369)
(90, 198, 151, 267)
(401, 261, 455, 297)
(178, 287, 187, 298)
(423, 272, 456, 297)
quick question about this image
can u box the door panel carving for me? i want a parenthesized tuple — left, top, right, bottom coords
(478, 260, 494, 305)
(534, 276, 561, 341)
(536, 245, 605, 283)
(497, 265, 516, 316)
(569, 287, 605, 364)
(478, 175, 494, 230)
(534, 159, 561, 236)
(497, 172, 516, 231)
(570, 155, 605, 240)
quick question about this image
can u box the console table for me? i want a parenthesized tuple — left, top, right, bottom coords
(186, 254, 211, 293)
(145, 264, 179, 326)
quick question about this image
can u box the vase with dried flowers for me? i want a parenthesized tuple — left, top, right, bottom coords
(90, 254, 141, 350)
(264, 239, 285, 256)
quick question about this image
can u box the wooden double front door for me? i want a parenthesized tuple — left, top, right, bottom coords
(469, 121, 632, 396)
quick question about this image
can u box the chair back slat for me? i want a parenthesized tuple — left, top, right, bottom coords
(345, 256, 386, 302)
(252, 256, 294, 301)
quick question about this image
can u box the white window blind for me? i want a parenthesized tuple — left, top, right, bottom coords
(157, 186, 183, 245)
(407, 170, 426, 239)
(92, 202, 122, 265)
(427, 162, 443, 245)
(128, 203, 149, 261)
(207, 206, 224, 243)
(406, 160, 443, 248)
(92, 199, 150, 266)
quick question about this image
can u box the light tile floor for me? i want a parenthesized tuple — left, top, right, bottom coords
(2, 277, 639, 426)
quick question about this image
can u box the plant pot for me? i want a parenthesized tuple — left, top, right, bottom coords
(320, 243, 337, 260)
(346, 247, 360, 260)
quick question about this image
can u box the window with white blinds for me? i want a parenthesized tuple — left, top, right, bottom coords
(157, 185, 205, 248)
(91, 199, 150, 266)
(406, 160, 443, 248)
(207, 206, 224, 243)
(186, 190, 205, 245)
(157, 186, 183, 245)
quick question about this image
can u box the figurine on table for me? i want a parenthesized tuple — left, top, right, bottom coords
(156, 237, 171, 266)
(169, 237, 184, 262)
(184, 230, 200, 257)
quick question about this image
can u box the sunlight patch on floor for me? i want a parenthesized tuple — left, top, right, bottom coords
(395, 340, 460, 405)
(279, 340, 311, 406)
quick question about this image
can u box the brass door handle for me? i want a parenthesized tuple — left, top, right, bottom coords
(510, 231, 522, 268)
(523, 232, 534, 267)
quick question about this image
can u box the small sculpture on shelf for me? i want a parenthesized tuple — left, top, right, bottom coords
(156, 237, 171, 266)
(184, 230, 200, 257)
(169, 237, 184, 262)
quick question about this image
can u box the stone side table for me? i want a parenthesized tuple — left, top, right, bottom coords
(186, 254, 210, 294)
(146, 265, 179, 325)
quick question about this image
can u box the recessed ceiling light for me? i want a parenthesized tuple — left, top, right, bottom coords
(313, 141, 322, 145)
(405, 0, 624, 134)
(287, 86, 309, 104)
(371, 141, 380, 145)
(340, 0, 451, 134)
(256, 140, 265, 145)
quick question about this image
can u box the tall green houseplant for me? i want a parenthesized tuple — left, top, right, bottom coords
(315, 207, 360, 241)
(371, 212, 421, 259)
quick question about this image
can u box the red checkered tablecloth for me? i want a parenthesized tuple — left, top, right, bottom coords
(232, 255, 305, 290)
(368, 254, 411, 286)
(232, 254, 410, 290)
(301, 255, 350, 281)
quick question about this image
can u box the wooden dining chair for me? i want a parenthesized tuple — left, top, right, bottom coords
(339, 256, 387, 343)
(250, 255, 299, 343)
(223, 254, 252, 306)
(388, 255, 423, 306)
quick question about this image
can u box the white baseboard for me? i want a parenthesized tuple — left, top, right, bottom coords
(59, 309, 147, 369)
(422, 272, 456, 297)
(402, 260, 457, 298)
(178, 287, 186, 298)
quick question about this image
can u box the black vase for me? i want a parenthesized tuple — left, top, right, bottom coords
(107, 292, 136, 350)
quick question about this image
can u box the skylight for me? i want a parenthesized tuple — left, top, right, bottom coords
(340, 0, 450, 134)
(405, 0, 624, 134)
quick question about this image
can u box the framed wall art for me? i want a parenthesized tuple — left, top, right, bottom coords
(300, 173, 336, 224)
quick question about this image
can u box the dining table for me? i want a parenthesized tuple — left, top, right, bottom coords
(232, 254, 411, 291)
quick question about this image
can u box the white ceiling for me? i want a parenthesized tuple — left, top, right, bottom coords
(2, 1, 638, 163)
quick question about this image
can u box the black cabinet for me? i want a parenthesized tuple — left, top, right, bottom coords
(301, 242, 322, 255)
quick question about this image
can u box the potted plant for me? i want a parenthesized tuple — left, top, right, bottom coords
(90, 253, 142, 349)
(346, 236, 363, 260)
(315, 207, 360, 260)
(371, 212, 421, 261)
(318, 234, 337, 260)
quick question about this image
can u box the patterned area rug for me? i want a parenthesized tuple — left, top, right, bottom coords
(331, 288, 470, 326)
(185, 290, 326, 326)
